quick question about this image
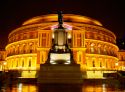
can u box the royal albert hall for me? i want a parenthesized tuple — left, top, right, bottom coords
(4, 14, 121, 78)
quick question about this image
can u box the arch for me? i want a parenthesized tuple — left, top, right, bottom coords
(104, 45, 107, 55)
(23, 44, 26, 53)
(28, 43, 33, 53)
(92, 60, 95, 67)
(29, 59, 31, 67)
(100, 61, 102, 67)
(97, 44, 101, 54)
(16, 59, 18, 67)
(90, 43, 95, 53)
(22, 60, 24, 67)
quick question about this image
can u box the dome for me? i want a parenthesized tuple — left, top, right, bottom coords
(22, 14, 103, 26)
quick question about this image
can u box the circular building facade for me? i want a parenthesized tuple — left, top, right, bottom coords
(5, 14, 119, 78)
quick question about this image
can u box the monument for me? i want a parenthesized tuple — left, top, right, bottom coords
(37, 11, 83, 84)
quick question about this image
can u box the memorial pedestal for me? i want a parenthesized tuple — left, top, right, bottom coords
(37, 64, 83, 84)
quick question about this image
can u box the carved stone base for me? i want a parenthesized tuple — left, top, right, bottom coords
(37, 64, 83, 84)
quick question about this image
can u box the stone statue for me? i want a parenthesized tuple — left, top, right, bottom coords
(45, 11, 75, 64)
(57, 11, 63, 28)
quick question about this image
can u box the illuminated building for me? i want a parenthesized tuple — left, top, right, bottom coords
(0, 14, 125, 78)
(0, 50, 7, 71)
(117, 50, 125, 70)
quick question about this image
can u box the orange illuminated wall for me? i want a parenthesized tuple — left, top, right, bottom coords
(37, 30, 52, 65)
(118, 50, 125, 70)
(0, 50, 7, 71)
(72, 29, 86, 69)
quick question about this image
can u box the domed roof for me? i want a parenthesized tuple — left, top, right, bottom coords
(22, 14, 102, 26)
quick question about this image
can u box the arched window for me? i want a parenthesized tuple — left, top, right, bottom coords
(93, 60, 95, 67)
(20, 45, 23, 54)
(79, 54, 81, 62)
(100, 62, 102, 67)
(16, 45, 19, 54)
(23, 44, 26, 53)
(90, 43, 95, 53)
(29, 43, 33, 53)
(97, 44, 101, 54)
(29, 60, 31, 67)
(107, 47, 110, 55)
(16, 60, 18, 67)
(11, 60, 13, 68)
(103, 45, 107, 55)
(22, 60, 24, 67)
(23, 33, 27, 39)
(111, 50, 114, 56)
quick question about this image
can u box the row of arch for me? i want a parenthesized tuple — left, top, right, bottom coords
(7, 41, 37, 56)
(85, 55, 117, 70)
(85, 40, 118, 57)
(73, 23, 116, 44)
(7, 40, 118, 58)
(85, 31, 115, 44)
(9, 31, 38, 43)
(6, 56, 37, 70)
(118, 52, 125, 61)
(8, 22, 116, 45)
(9, 31, 115, 45)
(84, 26, 115, 38)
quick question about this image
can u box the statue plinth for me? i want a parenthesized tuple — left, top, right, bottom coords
(38, 64, 83, 84)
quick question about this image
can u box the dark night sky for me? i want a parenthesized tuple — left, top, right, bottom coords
(0, 0, 125, 49)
